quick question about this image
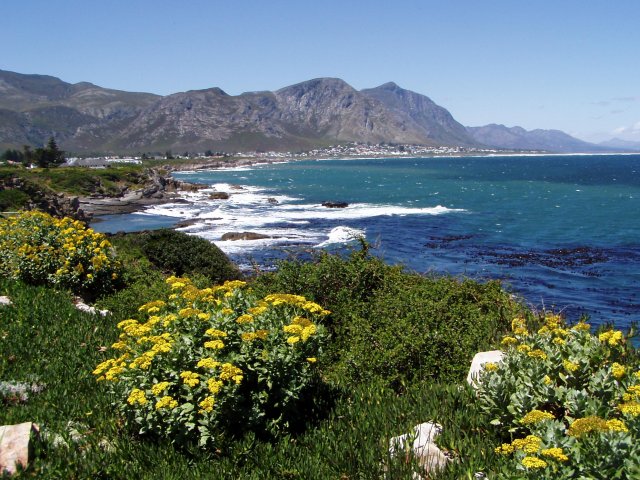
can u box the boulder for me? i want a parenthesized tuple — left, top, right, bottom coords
(388, 422, 451, 477)
(0, 422, 39, 475)
(466, 350, 504, 387)
(267, 197, 279, 205)
(221, 232, 270, 241)
(0, 296, 12, 306)
(209, 192, 230, 200)
(322, 201, 349, 208)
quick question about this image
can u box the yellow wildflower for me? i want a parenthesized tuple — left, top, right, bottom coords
(568, 416, 609, 437)
(301, 324, 317, 341)
(521, 409, 555, 425)
(619, 401, 640, 417)
(155, 395, 178, 410)
(180, 371, 200, 387)
(242, 332, 258, 342)
(236, 314, 254, 324)
(199, 396, 216, 413)
(207, 379, 223, 394)
(563, 359, 579, 373)
(204, 340, 225, 350)
(205, 328, 228, 338)
(111, 341, 128, 350)
(283, 324, 303, 334)
(287, 336, 300, 345)
(512, 435, 541, 454)
(572, 321, 591, 332)
(521, 456, 547, 469)
(127, 388, 147, 405)
(255, 329, 269, 340)
(599, 330, 624, 346)
(500, 336, 518, 347)
(484, 362, 499, 372)
(219, 363, 243, 384)
(541, 448, 568, 462)
(543, 375, 553, 386)
(527, 349, 547, 360)
(495, 443, 514, 455)
(611, 362, 626, 379)
(197, 358, 220, 369)
(517, 344, 532, 353)
(511, 317, 528, 335)
(606, 419, 628, 432)
(151, 382, 171, 396)
(306, 357, 317, 363)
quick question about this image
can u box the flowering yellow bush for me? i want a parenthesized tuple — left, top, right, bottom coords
(94, 276, 328, 447)
(478, 313, 640, 478)
(0, 211, 120, 294)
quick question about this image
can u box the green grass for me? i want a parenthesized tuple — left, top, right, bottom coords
(0, 165, 148, 198)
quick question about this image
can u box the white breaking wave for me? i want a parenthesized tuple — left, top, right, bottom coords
(316, 226, 366, 247)
(136, 182, 465, 255)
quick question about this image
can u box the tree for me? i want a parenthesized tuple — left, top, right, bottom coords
(33, 137, 65, 168)
(46, 137, 65, 166)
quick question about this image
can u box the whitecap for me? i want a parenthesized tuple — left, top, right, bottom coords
(316, 226, 366, 247)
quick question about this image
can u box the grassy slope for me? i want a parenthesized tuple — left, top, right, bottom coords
(0, 278, 509, 479)
(0, 232, 522, 478)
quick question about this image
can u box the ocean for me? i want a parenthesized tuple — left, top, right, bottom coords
(92, 154, 640, 335)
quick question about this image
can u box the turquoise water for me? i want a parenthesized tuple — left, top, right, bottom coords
(93, 154, 640, 334)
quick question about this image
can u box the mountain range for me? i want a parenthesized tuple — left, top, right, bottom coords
(0, 69, 626, 154)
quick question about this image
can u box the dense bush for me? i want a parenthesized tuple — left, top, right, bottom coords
(111, 229, 241, 284)
(476, 314, 640, 478)
(0, 211, 120, 296)
(253, 247, 523, 389)
(94, 276, 328, 448)
(0, 188, 30, 211)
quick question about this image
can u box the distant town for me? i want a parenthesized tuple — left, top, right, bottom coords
(63, 142, 529, 168)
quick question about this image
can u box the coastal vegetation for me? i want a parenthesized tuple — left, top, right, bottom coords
(1, 211, 639, 478)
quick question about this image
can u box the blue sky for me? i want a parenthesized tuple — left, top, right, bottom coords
(2, 0, 639, 142)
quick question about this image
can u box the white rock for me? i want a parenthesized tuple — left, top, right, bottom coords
(0, 422, 39, 475)
(389, 421, 442, 456)
(467, 350, 504, 387)
(74, 301, 109, 316)
(388, 422, 451, 476)
(0, 296, 12, 306)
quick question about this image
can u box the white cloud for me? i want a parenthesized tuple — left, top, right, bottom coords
(611, 121, 640, 141)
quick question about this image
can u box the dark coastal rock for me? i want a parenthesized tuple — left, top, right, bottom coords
(209, 192, 230, 200)
(267, 197, 278, 204)
(322, 201, 349, 208)
(221, 232, 270, 241)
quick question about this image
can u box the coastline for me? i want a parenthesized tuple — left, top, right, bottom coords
(85, 150, 638, 221)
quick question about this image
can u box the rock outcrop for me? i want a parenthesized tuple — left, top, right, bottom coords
(221, 232, 271, 241)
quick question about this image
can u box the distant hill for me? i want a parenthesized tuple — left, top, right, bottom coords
(598, 138, 640, 152)
(1, 69, 629, 155)
(466, 124, 612, 153)
(0, 69, 483, 153)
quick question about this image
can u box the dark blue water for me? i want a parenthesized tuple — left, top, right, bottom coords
(94, 155, 640, 335)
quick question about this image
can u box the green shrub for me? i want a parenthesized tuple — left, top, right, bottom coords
(112, 229, 241, 284)
(0, 211, 120, 296)
(253, 248, 522, 389)
(94, 276, 328, 448)
(476, 314, 640, 478)
(0, 188, 30, 211)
